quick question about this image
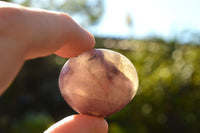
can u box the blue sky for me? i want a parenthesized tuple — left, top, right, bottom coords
(90, 0, 200, 43)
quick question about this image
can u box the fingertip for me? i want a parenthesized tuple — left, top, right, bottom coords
(44, 114, 108, 133)
(75, 114, 108, 133)
(55, 33, 95, 58)
(54, 13, 95, 58)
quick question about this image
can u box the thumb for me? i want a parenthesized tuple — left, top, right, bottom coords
(44, 114, 108, 133)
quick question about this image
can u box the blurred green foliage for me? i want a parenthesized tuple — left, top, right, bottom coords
(0, 38, 200, 133)
(101, 39, 200, 133)
(10, 112, 54, 133)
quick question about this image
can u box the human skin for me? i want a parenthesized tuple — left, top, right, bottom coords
(0, 1, 108, 133)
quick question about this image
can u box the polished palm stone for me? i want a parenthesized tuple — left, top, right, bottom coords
(59, 49, 139, 117)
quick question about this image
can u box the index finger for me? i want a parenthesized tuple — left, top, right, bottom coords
(0, 1, 95, 59)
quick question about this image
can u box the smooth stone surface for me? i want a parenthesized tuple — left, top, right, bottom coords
(59, 49, 139, 117)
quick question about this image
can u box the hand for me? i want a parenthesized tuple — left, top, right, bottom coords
(0, 2, 108, 133)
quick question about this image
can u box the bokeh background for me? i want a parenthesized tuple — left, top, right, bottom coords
(0, 0, 200, 133)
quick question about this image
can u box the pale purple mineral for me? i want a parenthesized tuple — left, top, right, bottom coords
(59, 49, 139, 117)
